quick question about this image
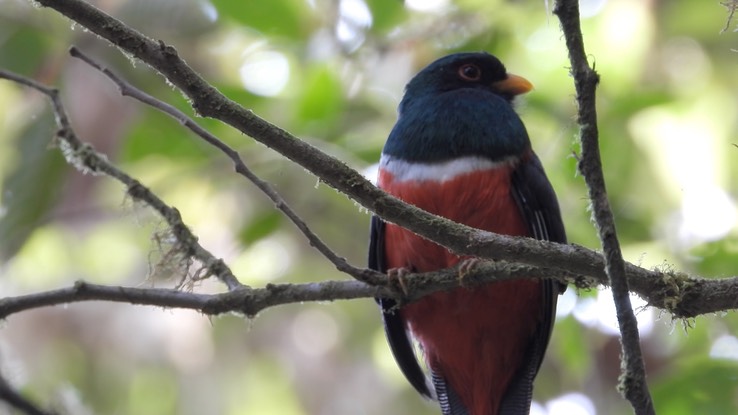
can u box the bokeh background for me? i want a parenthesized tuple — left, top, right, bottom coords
(1, 0, 738, 414)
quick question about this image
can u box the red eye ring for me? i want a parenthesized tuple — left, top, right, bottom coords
(458, 63, 482, 81)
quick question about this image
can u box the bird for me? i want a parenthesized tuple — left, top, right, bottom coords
(368, 52, 567, 415)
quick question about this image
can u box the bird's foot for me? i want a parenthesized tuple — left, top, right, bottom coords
(387, 267, 412, 296)
(457, 258, 481, 287)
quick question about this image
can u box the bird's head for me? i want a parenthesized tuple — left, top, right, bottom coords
(403, 52, 533, 104)
(384, 52, 533, 163)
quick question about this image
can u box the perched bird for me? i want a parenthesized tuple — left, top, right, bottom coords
(369, 52, 566, 415)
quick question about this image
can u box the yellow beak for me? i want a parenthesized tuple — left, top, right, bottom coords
(491, 73, 533, 96)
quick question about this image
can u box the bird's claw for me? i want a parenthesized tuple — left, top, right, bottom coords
(457, 258, 481, 287)
(388, 267, 411, 296)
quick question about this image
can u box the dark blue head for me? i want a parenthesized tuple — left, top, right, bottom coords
(383, 52, 533, 163)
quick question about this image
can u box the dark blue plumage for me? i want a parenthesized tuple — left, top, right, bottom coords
(383, 53, 530, 162)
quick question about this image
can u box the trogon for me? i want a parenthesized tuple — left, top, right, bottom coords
(369, 52, 567, 415)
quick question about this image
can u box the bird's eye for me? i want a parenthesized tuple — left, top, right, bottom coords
(458, 63, 482, 81)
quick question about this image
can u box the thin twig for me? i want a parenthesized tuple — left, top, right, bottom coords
(721, 0, 738, 33)
(0, 373, 56, 415)
(0, 280, 374, 319)
(0, 260, 582, 319)
(0, 68, 243, 291)
(67, 47, 383, 287)
(553, 1, 655, 414)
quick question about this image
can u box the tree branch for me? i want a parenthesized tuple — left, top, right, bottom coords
(0, 259, 658, 320)
(1, 60, 737, 324)
(0, 63, 723, 321)
(553, 1, 654, 413)
(0, 246, 736, 322)
(0, 280, 371, 318)
(26, 0, 732, 298)
(2, 0, 732, 320)
(0, 255, 581, 319)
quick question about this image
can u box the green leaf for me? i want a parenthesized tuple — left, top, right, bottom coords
(689, 236, 738, 277)
(365, 0, 407, 32)
(0, 25, 51, 75)
(554, 317, 591, 382)
(239, 210, 282, 244)
(653, 358, 738, 415)
(0, 112, 67, 260)
(294, 65, 344, 134)
(211, 0, 314, 39)
(121, 108, 212, 163)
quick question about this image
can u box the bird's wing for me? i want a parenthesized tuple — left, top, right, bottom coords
(499, 151, 567, 414)
(369, 216, 435, 400)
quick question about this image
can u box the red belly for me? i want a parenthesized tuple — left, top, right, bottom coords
(379, 167, 543, 415)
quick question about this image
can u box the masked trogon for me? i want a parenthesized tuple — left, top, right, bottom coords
(369, 52, 567, 415)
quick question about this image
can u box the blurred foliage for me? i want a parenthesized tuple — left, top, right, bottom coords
(1, 0, 738, 414)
